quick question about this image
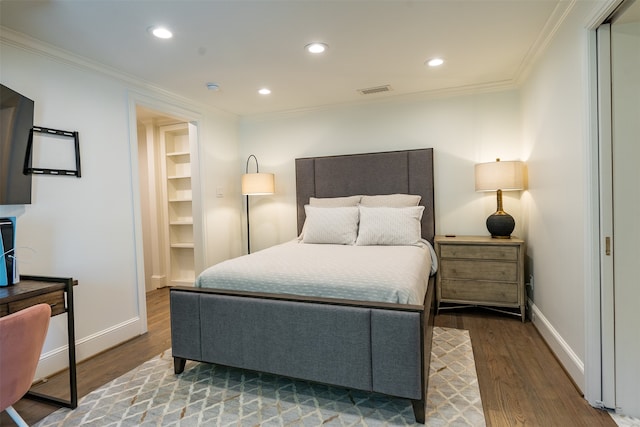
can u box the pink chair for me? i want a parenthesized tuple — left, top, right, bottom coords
(0, 303, 51, 427)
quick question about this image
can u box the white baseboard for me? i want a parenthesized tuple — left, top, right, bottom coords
(151, 275, 166, 288)
(530, 300, 585, 393)
(34, 316, 143, 381)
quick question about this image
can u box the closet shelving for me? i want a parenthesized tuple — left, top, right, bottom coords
(161, 124, 195, 286)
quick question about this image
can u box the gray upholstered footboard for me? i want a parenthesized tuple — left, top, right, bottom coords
(170, 277, 435, 423)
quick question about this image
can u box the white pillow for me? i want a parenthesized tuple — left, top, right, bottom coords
(360, 194, 421, 207)
(309, 195, 362, 207)
(302, 205, 359, 245)
(355, 206, 424, 246)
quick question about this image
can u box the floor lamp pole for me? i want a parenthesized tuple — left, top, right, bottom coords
(246, 194, 251, 254)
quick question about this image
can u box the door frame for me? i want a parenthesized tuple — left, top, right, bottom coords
(127, 91, 205, 334)
(584, 0, 627, 410)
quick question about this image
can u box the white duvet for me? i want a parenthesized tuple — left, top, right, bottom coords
(196, 240, 437, 305)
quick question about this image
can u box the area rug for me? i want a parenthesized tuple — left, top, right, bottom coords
(35, 327, 484, 426)
(610, 413, 640, 427)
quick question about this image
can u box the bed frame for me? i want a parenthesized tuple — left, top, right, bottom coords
(170, 148, 436, 423)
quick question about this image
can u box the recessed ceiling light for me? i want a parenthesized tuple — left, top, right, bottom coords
(305, 42, 328, 54)
(258, 88, 271, 95)
(149, 26, 173, 39)
(426, 58, 444, 67)
(206, 82, 220, 91)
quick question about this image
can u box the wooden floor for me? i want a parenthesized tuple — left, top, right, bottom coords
(2, 288, 615, 426)
(435, 309, 615, 426)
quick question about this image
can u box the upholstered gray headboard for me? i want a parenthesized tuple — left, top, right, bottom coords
(295, 148, 435, 244)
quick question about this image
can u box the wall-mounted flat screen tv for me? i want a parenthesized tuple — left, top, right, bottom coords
(0, 84, 34, 205)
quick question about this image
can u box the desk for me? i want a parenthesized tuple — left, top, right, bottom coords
(0, 275, 78, 409)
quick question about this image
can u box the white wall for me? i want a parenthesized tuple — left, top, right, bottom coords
(520, 1, 603, 391)
(239, 90, 524, 252)
(1, 41, 143, 373)
(0, 34, 240, 378)
(136, 120, 156, 292)
(196, 109, 242, 267)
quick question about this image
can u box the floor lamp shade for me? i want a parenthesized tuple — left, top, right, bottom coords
(242, 173, 275, 195)
(475, 159, 525, 238)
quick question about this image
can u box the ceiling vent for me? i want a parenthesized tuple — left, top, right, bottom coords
(358, 85, 392, 95)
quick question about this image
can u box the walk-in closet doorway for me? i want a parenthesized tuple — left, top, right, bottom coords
(128, 100, 204, 334)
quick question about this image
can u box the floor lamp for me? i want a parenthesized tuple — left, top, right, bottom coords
(241, 155, 274, 254)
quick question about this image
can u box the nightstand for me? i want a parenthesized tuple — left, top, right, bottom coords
(434, 235, 526, 321)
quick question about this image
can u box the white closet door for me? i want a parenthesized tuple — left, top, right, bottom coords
(610, 16, 640, 417)
(596, 23, 616, 411)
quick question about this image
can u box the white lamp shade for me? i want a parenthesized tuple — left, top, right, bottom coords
(242, 172, 275, 195)
(475, 160, 525, 192)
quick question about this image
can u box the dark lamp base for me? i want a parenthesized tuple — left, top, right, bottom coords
(486, 211, 515, 239)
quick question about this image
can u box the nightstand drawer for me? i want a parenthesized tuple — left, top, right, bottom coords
(440, 259, 518, 282)
(441, 279, 518, 304)
(8, 290, 65, 316)
(440, 244, 518, 261)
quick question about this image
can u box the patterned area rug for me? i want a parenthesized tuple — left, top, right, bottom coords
(35, 327, 484, 426)
(611, 413, 640, 427)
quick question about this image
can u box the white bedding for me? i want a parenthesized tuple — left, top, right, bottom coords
(195, 240, 437, 305)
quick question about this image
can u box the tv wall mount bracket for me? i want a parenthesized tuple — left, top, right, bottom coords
(24, 126, 81, 177)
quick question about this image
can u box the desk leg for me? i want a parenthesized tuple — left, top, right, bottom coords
(66, 276, 78, 408)
(25, 277, 78, 409)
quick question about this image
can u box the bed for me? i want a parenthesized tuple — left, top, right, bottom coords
(170, 148, 436, 423)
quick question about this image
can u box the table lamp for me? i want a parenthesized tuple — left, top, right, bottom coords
(475, 158, 525, 238)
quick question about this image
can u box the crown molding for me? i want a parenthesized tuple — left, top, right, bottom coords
(0, 26, 237, 119)
(585, 0, 625, 28)
(514, 0, 578, 87)
(242, 79, 518, 122)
